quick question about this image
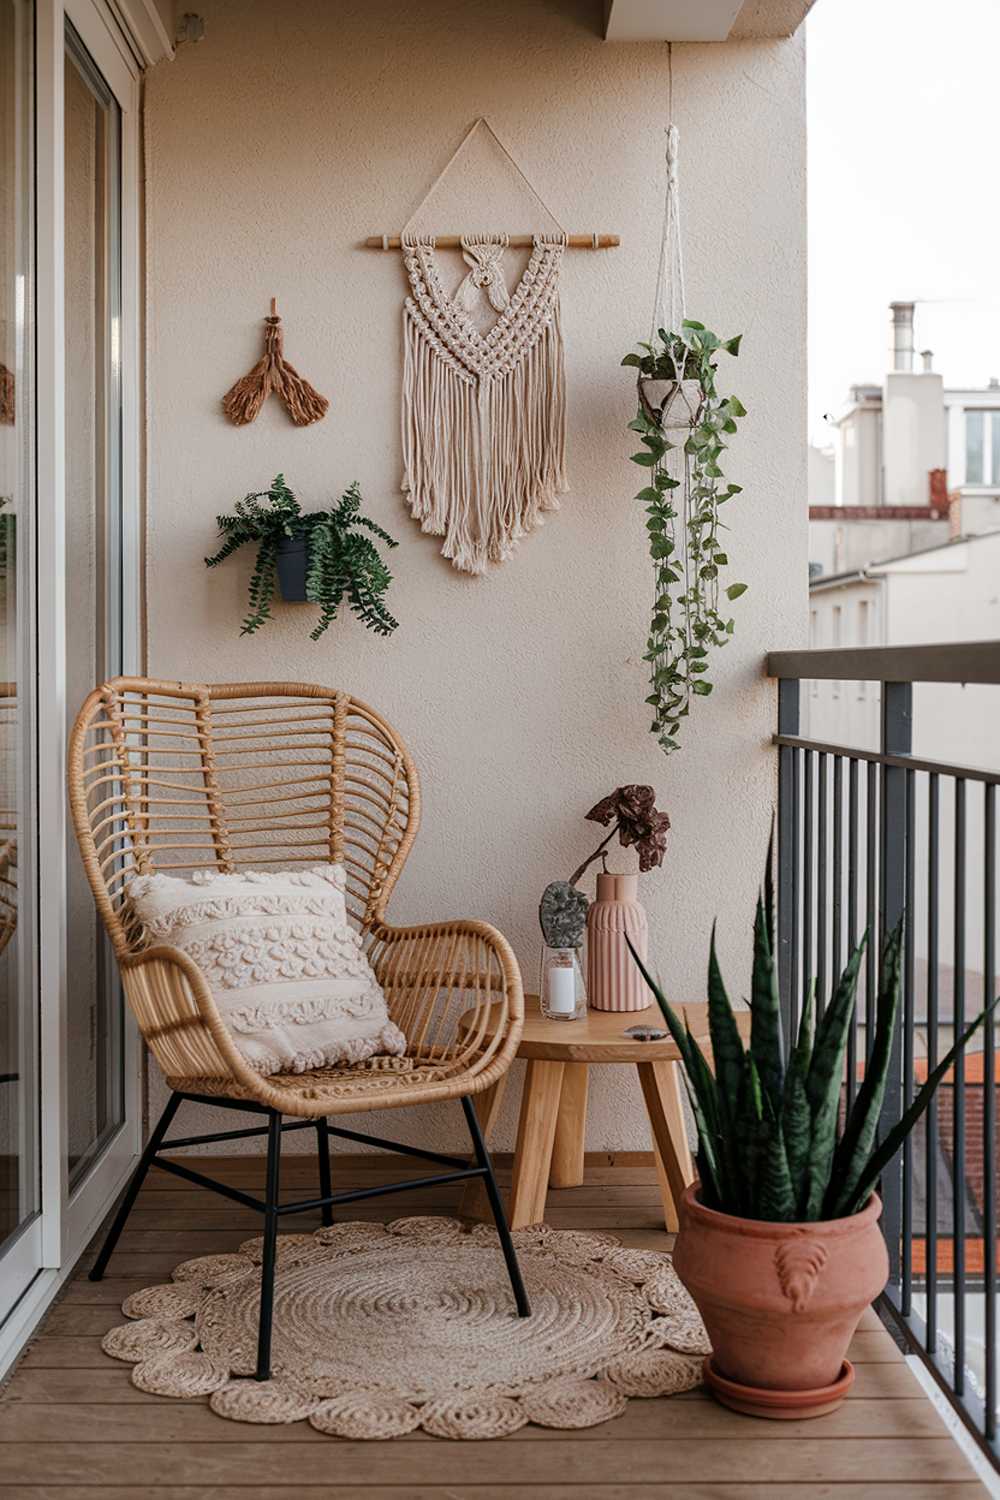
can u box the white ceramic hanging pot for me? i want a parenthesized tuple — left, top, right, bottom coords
(637, 375, 702, 431)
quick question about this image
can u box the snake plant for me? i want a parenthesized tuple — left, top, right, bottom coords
(628, 841, 998, 1222)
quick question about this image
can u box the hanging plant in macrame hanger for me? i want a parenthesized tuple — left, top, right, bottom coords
(622, 52, 747, 756)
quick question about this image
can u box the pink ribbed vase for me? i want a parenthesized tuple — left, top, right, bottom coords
(586, 872, 650, 1012)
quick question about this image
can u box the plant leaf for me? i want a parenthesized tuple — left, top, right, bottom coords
(707, 922, 747, 1130)
(801, 939, 866, 1217)
(825, 921, 904, 1217)
(758, 1119, 797, 1222)
(841, 994, 1000, 1216)
(750, 889, 784, 1109)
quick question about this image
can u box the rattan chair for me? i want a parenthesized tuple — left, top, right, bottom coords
(69, 678, 529, 1378)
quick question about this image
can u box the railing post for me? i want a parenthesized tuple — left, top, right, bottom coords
(777, 678, 800, 1049)
(879, 680, 912, 1285)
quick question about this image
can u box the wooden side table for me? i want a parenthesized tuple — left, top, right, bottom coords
(460, 997, 707, 1232)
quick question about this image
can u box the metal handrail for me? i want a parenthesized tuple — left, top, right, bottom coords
(773, 734, 1000, 787)
(767, 640, 1000, 684)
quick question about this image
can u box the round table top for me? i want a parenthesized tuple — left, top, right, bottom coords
(462, 995, 711, 1063)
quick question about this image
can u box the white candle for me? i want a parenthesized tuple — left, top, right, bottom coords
(548, 960, 576, 1016)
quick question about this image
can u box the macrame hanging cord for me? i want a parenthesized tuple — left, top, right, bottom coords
(398, 118, 569, 575)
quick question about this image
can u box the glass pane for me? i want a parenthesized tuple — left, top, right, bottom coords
(990, 412, 1000, 486)
(965, 409, 984, 484)
(64, 26, 124, 1188)
(0, 0, 37, 1256)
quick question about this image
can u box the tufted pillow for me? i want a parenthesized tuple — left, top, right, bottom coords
(126, 865, 406, 1077)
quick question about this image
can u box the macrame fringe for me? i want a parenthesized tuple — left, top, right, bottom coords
(400, 236, 567, 576)
(222, 314, 329, 428)
(0, 363, 14, 425)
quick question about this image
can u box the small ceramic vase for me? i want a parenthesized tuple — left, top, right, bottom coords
(586, 872, 649, 1012)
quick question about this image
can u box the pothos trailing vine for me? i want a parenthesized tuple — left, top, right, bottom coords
(622, 320, 747, 754)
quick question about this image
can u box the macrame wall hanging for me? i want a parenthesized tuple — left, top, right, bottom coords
(368, 118, 618, 576)
(222, 299, 329, 427)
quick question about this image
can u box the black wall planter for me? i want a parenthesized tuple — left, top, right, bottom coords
(276, 532, 309, 602)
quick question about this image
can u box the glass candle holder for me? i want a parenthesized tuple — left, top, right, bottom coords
(538, 945, 586, 1021)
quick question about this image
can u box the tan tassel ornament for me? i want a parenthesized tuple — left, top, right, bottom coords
(222, 299, 329, 427)
(0, 363, 14, 425)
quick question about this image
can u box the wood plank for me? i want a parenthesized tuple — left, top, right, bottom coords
(508, 1059, 564, 1227)
(1, 1155, 985, 1500)
(4, 1489, 989, 1500)
(0, 1398, 957, 1443)
(637, 1060, 693, 1233)
(550, 1062, 589, 1189)
(0, 1438, 979, 1486)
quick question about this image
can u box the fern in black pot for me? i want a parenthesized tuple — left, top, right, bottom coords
(205, 474, 399, 641)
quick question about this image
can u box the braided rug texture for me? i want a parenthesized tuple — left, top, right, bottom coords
(102, 1217, 707, 1441)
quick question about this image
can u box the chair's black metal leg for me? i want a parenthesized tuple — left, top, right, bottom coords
(315, 1117, 333, 1227)
(256, 1110, 283, 1381)
(461, 1095, 531, 1318)
(88, 1091, 183, 1282)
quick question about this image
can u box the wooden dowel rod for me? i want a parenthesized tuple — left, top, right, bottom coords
(365, 234, 620, 250)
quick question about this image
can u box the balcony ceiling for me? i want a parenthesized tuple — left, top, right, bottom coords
(603, 0, 816, 41)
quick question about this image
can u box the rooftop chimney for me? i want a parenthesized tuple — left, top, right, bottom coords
(920, 349, 933, 372)
(890, 301, 915, 371)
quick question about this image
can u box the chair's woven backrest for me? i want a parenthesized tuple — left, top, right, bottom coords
(68, 678, 420, 957)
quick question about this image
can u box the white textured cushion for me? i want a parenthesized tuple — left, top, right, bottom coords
(126, 865, 406, 1077)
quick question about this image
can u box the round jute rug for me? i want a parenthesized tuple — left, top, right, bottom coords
(102, 1217, 709, 1440)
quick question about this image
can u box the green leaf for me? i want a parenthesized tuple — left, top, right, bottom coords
(726, 583, 748, 600)
(782, 982, 815, 1214)
(621, 352, 642, 367)
(750, 891, 784, 1109)
(692, 680, 713, 696)
(801, 939, 866, 1217)
(825, 922, 904, 1217)
(706, 922, 747, 1132)
(722, 336, 743, 357)
(758, 1120, 797, 1222)
(630, 452, 658, 467)
(625, 934, 725, 1205)
(841, 994, 1000, 1216)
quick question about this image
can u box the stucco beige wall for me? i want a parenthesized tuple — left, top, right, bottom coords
(143, 0, 807, 1153)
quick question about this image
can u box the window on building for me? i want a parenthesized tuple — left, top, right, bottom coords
(810, 609, 819, 696)
(964, 408, 1000, 485)
(832, 604, 842, 699)
(857, 600, 870, 700)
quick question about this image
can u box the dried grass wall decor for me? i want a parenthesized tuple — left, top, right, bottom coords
(222, 299, 329, 427)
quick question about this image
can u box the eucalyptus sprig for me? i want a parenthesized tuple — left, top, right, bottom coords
(622, 321, 747, 755)
(205, 474, 399, 641)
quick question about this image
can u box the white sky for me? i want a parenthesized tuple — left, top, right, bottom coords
(807, 0, 1000, 446)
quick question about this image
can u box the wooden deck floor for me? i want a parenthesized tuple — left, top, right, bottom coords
(0, 1151, 990, 1498)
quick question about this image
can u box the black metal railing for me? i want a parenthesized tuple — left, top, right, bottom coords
(767, 640, 1000, 1468)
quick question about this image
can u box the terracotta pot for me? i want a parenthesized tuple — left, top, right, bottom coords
(672, 1184, 889, 1417)
(586, 872, 649, 1012)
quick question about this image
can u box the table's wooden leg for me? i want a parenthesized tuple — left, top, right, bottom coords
(637, 1059, 694, 1233)
(458, 1075, 509, 1221)
(509, 1059, 565, 1228)
(549, 1061, 588, 1189)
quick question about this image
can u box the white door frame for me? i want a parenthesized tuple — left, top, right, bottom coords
(0, 0, 143, 1377)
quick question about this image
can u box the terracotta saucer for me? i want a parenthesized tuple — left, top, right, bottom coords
(703, 1356, 855, 1420)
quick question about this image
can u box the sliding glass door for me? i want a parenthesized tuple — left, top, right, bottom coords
(0, 0, 39, 1319)
(0, 0, 141, 1361)
(63, 19, 125, 1192)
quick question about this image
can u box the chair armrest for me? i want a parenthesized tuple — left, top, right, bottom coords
(367, 918, 524, 1090)
(120, 945, 260, 1092)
